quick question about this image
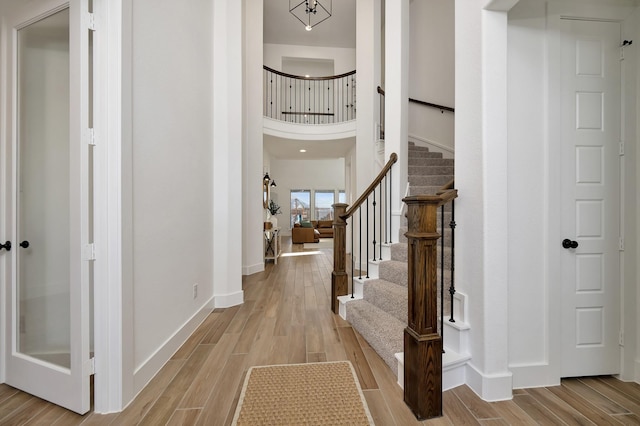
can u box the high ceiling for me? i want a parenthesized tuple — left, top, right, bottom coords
(263, 1, 357, 160)
(264, 135, 354, 160)
(263, 0, 356, 48)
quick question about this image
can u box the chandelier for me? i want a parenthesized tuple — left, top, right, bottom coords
(289, 0, 332, 31)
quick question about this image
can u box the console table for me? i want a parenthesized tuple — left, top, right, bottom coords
(264, 228, 281, 264)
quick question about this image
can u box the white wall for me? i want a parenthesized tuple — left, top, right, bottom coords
(408, 0, 455, 155)
(455, 0, 513, 401)
(264, 43, 355, 74)
(243, 0, 265, 276)
(269, 158, 345, 235)
(506, 0, 550, 386)
(629, 5, 640, 383)
(127, 0, 216, 390)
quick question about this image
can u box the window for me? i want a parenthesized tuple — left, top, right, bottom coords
(315, 190, 335, 220)
(338, 190, 346, 204)
(290, 190, 311, 227)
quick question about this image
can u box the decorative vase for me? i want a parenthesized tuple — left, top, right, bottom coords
(270, 216, 278, 229)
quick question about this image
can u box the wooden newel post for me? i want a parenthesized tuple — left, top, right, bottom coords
(332, 203, 349, 314)
(403, 195, 443, 420)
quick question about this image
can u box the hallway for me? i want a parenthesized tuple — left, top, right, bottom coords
(1, 238, 640, 424)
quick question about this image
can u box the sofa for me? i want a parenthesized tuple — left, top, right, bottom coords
(291, 220, 334, 244)
(291, 224, 320, 243)
(312, 220, 334, 238)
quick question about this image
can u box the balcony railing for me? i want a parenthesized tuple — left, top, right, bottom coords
(264, 66, 356, 124)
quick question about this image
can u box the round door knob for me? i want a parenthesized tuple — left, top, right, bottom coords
(0, 241, 10, 251)
(20, 241, 30, 248)
(562, 239, 579, 249)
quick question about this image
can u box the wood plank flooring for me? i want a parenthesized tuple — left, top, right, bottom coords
(1, 237, 640, 425)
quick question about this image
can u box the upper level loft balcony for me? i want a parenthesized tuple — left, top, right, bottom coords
(263, 66, 356, 140)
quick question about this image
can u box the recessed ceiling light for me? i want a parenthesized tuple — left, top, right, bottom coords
(299, 149, 307, 153)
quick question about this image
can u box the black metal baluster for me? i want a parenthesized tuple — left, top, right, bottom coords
(384, 175, 388, 245)
(379, 183, 383, 260)
(366, 198, 370, 278)
(359, 207, 362, 279)
(449, 200, 456, 323)
(389, 165, 393, 243)
(351, 217, 354, 299)
(372, 190, 377, 261)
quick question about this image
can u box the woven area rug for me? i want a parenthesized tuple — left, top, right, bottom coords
(232, 361, 374, 425)
(303, 238, 333, 250)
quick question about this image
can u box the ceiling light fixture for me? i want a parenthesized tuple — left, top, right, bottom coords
(299, 149, 307, 153)
(289, 0, 332, 32)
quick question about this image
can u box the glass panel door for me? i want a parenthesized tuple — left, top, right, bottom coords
(2, 0, 91, 414)
(18, 7, 72, 369)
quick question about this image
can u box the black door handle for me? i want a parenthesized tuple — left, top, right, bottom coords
(562, 239, 579, 249)
(0, 241, 11, 251)
(20, 241, 29, 248)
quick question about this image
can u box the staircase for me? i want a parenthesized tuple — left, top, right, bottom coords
(338, 143, 470, 391)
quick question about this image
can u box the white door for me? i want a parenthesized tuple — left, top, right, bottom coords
(1, 0, 92, 414)
(559, 18, 621, 377)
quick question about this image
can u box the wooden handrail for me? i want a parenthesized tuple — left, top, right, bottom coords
(264, 65, 356, 81)
(409, 97, 454, 113)
(377, 85, 454, 113)
(343, 153, 397, 219)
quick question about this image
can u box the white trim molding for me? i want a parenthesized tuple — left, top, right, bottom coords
(212, 290, 245, 309)
(263, 117, 356, 140)
(133, 305, 212, 397)
(465, 362, 513, 401)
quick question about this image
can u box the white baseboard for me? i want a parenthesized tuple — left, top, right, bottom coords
(509, 363, 560, 389)
(133, 303, 212, 395)
(243, 262, 264, 276)
(465, 363, 513, 401)
(212, 290, 244, 308)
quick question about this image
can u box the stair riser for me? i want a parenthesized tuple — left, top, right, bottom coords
(379, 261, 408, 287)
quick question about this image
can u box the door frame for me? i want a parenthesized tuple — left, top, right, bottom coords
(0, 0, 127, 414)
(0, 0, 91, 414)
(546, 1, 637, 383)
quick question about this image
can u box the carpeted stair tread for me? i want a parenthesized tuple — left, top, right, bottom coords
(408, 185, 443, 195)
(410, 175, 455, 187)
(409, 159, 454, 168)
(408, 150, 446, 159)
(408, 165, 454, 176)
(362, 279, 408, 323)
(408, 175, 454, 186)
(378, 260, 408, 286)
(390, 243, 407, 261)
(346, 299, 405, 372)
(408, 158, 454, 167)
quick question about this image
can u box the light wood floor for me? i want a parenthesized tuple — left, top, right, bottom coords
(2, 237, 640, 425)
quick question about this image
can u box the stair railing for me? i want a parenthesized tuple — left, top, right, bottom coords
(377, 86, 385, 140)
(264, 66, 356, 124)
(331, 153, 397, 313)
(403, 184, 458, 420)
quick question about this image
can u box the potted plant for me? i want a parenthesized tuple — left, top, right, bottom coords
(267, 200, 281, 228)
